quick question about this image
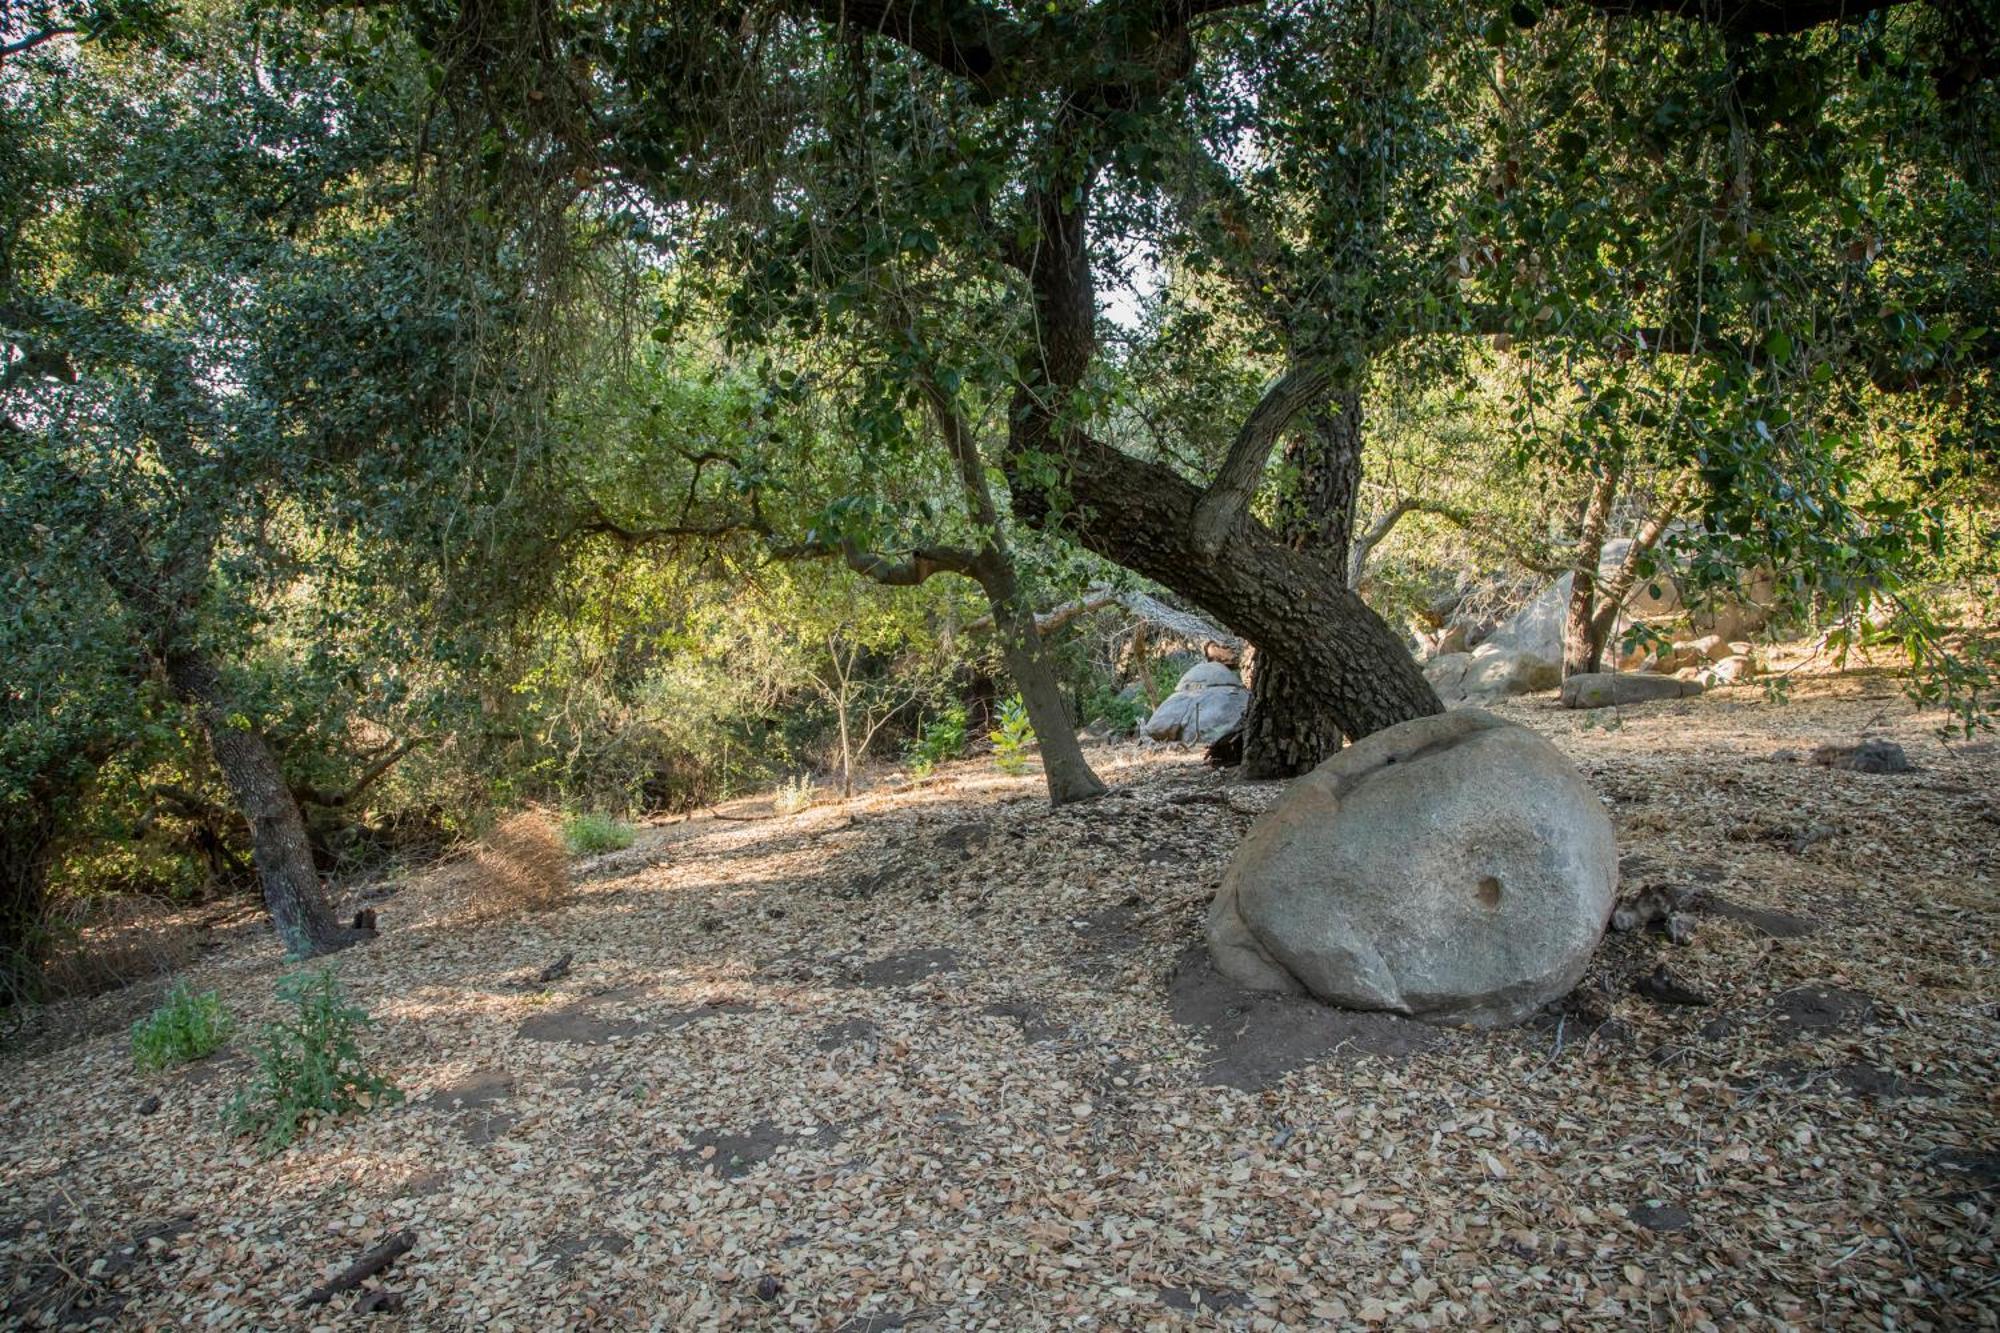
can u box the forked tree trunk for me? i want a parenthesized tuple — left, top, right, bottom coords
(1242, 393, 1368, 778)
(1005, 177, 1442, 752)
(163, 650, 347, 958)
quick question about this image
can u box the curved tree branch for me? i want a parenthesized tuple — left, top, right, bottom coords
(1189, 358, 1338, 557)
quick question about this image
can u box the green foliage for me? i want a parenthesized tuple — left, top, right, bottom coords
(989, 696, 1036, 776)
(1081, 680, 1144, 737)
(130, 982, 231, 1071)
(905, 706, 969, 778)
(562, 812, 636, 856)
(228, 969, 400, 1153)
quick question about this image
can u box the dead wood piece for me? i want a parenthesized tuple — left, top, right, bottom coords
(1633, 965, 1710, 1007)
(299, 1230, 416, 1309)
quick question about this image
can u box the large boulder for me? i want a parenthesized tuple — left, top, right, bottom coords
(1207, 710, 1618, 1028)
(1426, 580, 1568, 704)
(1425, 641, 1563, 705)
(1142, 662, 1250, 744)
(1560, 672, 1704, 709)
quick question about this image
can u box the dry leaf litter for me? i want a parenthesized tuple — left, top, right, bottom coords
(3, 656, 1996, 1330)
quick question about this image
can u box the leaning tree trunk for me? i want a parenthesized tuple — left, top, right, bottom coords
(1009, 410, 1441, 742)
(916, 372, 1107, 807)
(1004, 174, 1441, 749)
(1241, 393, 1368, 778)
(163, 650, 347, 957)
(978, 556, 1108, 807)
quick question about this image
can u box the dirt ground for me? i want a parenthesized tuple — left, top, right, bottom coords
(3, 660, 1997, 1330)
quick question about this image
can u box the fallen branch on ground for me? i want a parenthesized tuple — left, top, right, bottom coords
(299, 1231, 416, 1309)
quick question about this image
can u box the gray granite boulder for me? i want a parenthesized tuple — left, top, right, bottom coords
(1142, 663, 1249, 744)
(1207, 710, 1618, 1028)
(1561, 672, 1704, 709)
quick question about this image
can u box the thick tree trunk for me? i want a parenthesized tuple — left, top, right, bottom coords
(1241, 393, 1368, 778)
(163, 650, 347, 958)
(1009, 410, 1441, 746)
(978, 557, 1108, 807)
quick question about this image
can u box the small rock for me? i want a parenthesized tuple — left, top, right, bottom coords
(137, 1095, 161, 1116)
(755, 1275, 783, 1303)
(1631, 1202, 1693, 1232)
(1611, 884, 1702, 939)
(1702, 654, 1758, 685)
(1684, 634, 1730, 662)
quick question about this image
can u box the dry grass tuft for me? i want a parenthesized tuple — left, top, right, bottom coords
(36, 896, 198, 1002)
(469, 809, 570, 916)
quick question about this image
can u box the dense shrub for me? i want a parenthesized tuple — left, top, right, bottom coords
(905, 706, 969, 778)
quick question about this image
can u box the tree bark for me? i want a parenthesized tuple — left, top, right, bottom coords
(1563, 464, 1621, 678)
(162, 650, 347, 958)
(916, 375, 1106, 807)
(1240, 393, 1369, 777)
(976, 553, 1108, 806)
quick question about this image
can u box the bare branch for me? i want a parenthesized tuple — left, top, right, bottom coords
(836, 539, 981, 586)
(963, 584, 1242, 649)
(292, 738, 429, 810)
(1347, 497, 1422, 588)
(0, 26, 79, 63)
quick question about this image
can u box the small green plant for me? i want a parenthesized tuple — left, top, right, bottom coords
(229, 968, 401, 1153)
(1082, 682, 1145, 737)
(774, 773, 817, 814)
(131, 982, 232, 1071)
(562, 811, 636, 855)
(989, 695, 1036, 775)
(905, 705, 969, 778)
